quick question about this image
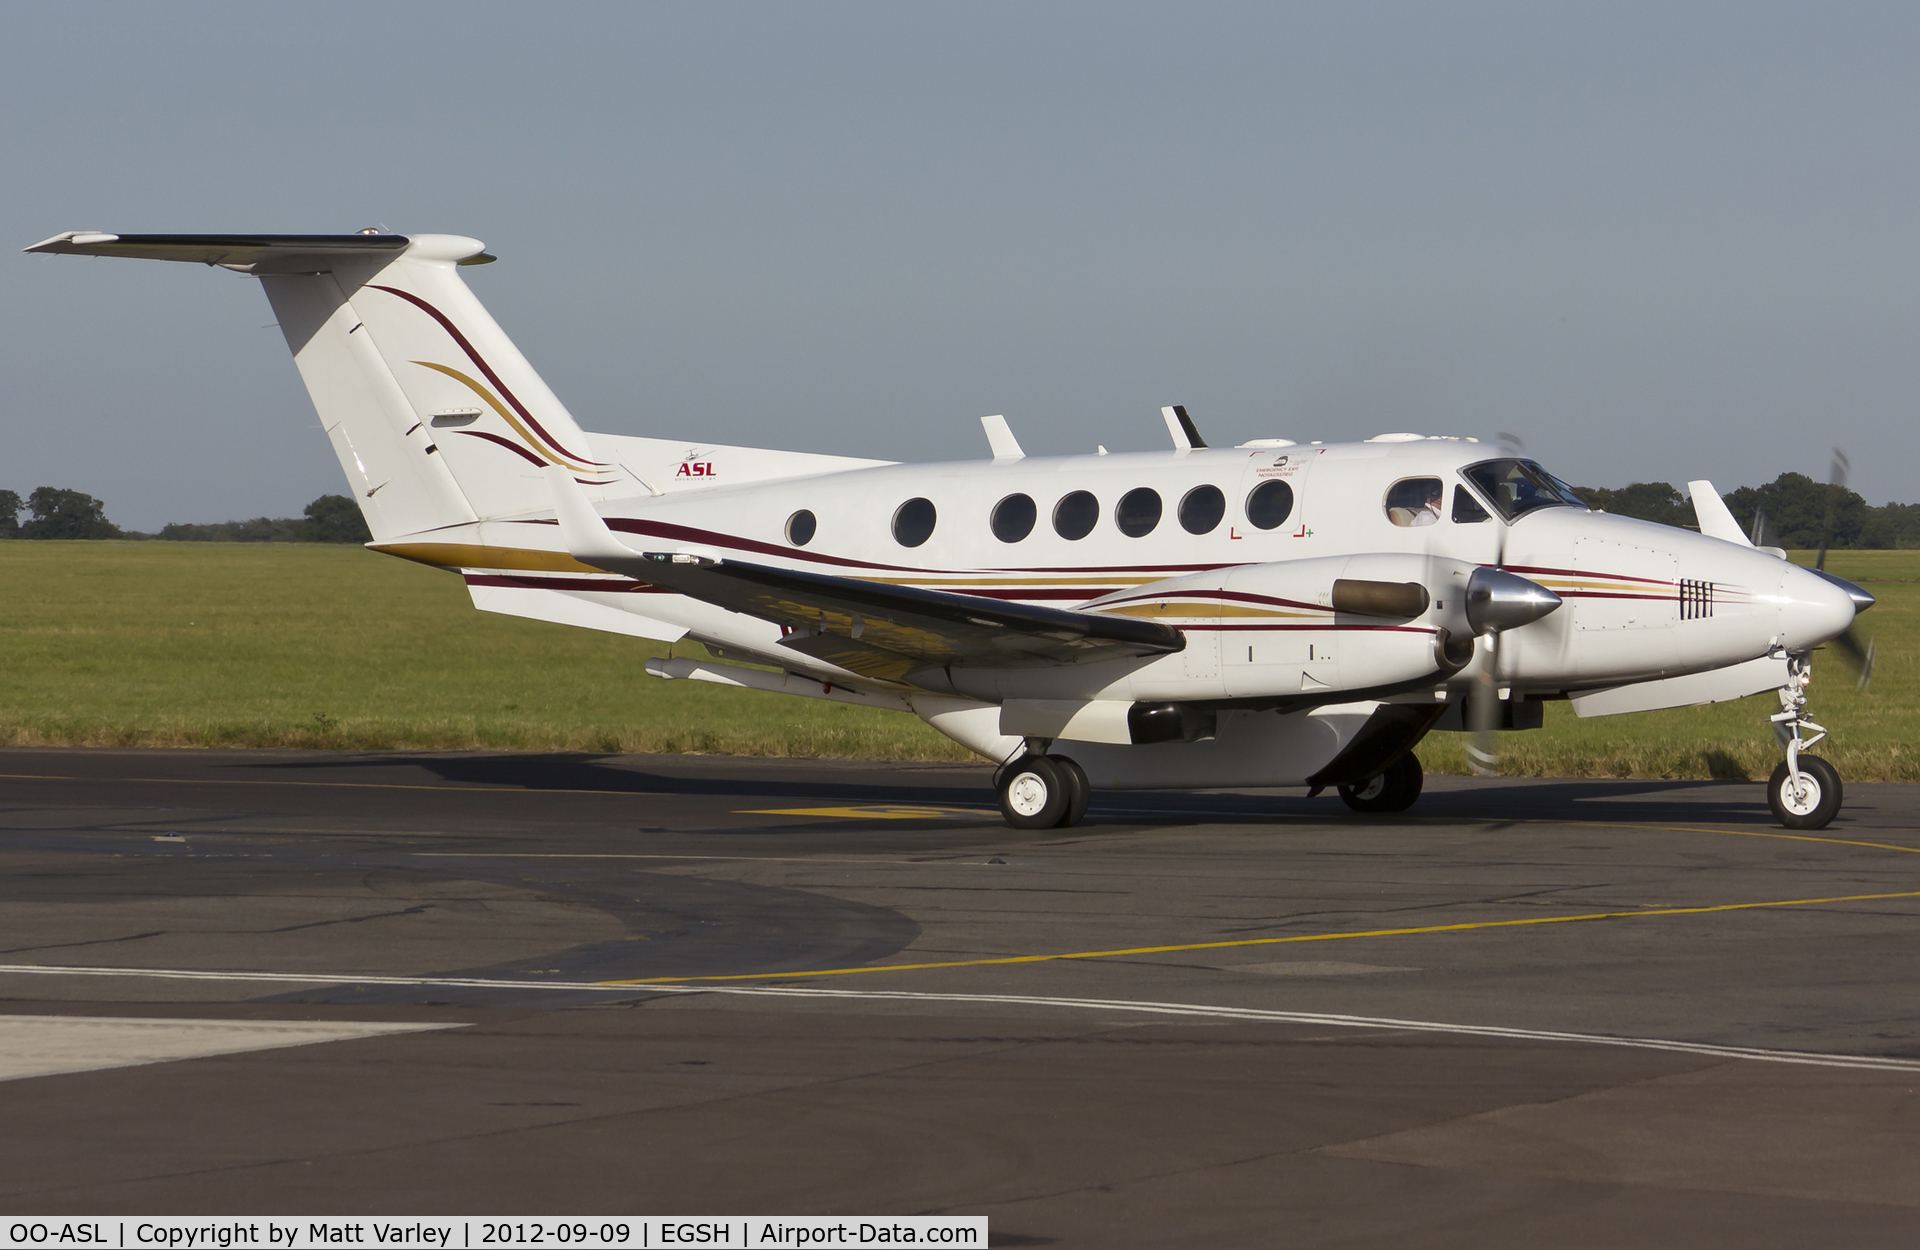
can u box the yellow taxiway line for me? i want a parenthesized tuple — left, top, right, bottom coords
(596, 886, 1920, 985)
(740, 805, 991, 819)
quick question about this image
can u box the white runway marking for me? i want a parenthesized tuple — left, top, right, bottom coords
(2, 962, 1915, 1075)
(0, 1014, 460, 1082)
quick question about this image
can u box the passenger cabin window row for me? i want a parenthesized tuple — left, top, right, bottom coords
(779, 460, 1584, 548)
(786, 481, 1303, 548)
(787, 462, 1582, 545)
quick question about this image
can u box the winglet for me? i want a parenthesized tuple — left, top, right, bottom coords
(545, 465, 646, 566)
(1161, 405, 1207, 450)
(1686, 480, 1753, 547)
(981, 414, 1024, 461)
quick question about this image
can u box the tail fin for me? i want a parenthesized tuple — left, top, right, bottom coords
(26, 231, 617, 541)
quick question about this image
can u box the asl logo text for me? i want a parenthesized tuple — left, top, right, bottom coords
(675, 462, 716, 478)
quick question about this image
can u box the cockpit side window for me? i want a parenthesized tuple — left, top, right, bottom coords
(1451, 486, 1490, 523)
(1384, 477, 1444, 527)
(1462, 459, 1587, 521)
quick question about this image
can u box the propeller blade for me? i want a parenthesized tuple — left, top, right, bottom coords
(1467, 636, 1501, 776)
(1815, 447, 1850, 573)
(1830, 624, 1876, 690)
(1465, 499, 1516, 777)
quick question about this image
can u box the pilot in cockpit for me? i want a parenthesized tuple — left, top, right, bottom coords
(1386, 477, 1444, 527)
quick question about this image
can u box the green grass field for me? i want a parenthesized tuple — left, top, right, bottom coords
(0, 541, 965, 760)
(2, 542, 1914, 779)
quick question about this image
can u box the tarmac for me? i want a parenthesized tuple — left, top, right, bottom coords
(3, 745, 1919, 1246)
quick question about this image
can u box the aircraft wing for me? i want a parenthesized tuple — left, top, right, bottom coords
(603, 552, 1184, 681)
(542, 466, 1180, 681)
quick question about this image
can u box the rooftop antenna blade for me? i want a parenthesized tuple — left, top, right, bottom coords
(1161, 405, 1207, 450)
(980, 414, 1024, 461)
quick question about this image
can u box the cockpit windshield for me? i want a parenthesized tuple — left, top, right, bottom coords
(1461, 459, 1588, 522)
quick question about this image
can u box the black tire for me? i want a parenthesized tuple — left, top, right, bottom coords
(998, 755, 1069, 829)
(1768, 755, 1842, 830)
(1052, 755, 1091, 828)
(1338, 752, 1424, 813)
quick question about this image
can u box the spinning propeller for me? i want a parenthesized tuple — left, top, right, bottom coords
(1464, 523, 1532, 775)
(1465, 432, 1541, 775)
(1812, 448, 1876, 690)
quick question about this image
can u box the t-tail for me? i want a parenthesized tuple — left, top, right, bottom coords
(25, 231, 622, 541)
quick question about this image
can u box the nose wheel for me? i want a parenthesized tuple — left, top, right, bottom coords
(1768, 754, 1842, 830)
(996, 753, 1091, 829)
(1768, 653, 1844, 830)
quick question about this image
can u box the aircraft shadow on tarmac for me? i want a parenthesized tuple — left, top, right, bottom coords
(254, 857, 924, 1010)
(245, 751, 1793, 828)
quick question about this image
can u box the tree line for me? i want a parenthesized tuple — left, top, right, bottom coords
(5, 471, 1916, 549)
(0, 488, 372, 543)
(1572, 473, 1920, 549)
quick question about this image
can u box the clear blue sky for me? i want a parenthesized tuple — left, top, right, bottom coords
(6, 2, 1919, 530)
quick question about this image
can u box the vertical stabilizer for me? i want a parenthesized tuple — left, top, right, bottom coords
(260, 270, 478, 540)
(319, 236, 622, 521)
(26, 230, 617, 540)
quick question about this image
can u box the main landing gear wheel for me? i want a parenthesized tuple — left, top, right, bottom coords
(1337, 753, 1424, 814)
(1053, 755, 1091, 828)
(1768, 754, 1842, 830)
(996, 754, 1090, 830)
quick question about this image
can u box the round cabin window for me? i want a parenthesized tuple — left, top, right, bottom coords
(1115, 487, 1162, 538)
(785, 509, 817, 546)
(1245, 479, 1295, 530)
(892, 497, 937, 547)
(1178, 484, 1225, 535)
(991, 493, 1037, 543)
(1052, 491, 1099, 540)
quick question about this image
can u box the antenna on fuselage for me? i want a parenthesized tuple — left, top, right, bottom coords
(1161, 405, 1207, 450)
(980, 414, 1025, 461)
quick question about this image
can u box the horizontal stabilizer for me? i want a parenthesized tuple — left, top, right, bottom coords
(24, 232, 423, 274)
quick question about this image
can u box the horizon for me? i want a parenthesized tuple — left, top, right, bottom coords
(7, 3, 1919, 531)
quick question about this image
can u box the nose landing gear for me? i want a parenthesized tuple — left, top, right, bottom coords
(1767, 654, 1843, 830)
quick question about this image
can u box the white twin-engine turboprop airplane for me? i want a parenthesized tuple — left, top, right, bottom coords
(29, 230, 1877, 830)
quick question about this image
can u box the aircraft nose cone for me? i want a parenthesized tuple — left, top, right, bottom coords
(1466, 567, 1563, 634)
(1780, 565, 1860, 650)
(1808, 567, 1875, 615)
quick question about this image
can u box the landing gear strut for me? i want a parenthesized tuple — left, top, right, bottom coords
(996, 752, 1091, 829)
(1767, 653, 1843, 830)
(1337, 752, 1424, 813)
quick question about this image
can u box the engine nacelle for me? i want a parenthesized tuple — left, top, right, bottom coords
(1088, 552, 1490, 702)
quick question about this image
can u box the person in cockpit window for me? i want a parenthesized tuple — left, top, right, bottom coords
(1386, 477, 1444, 527)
